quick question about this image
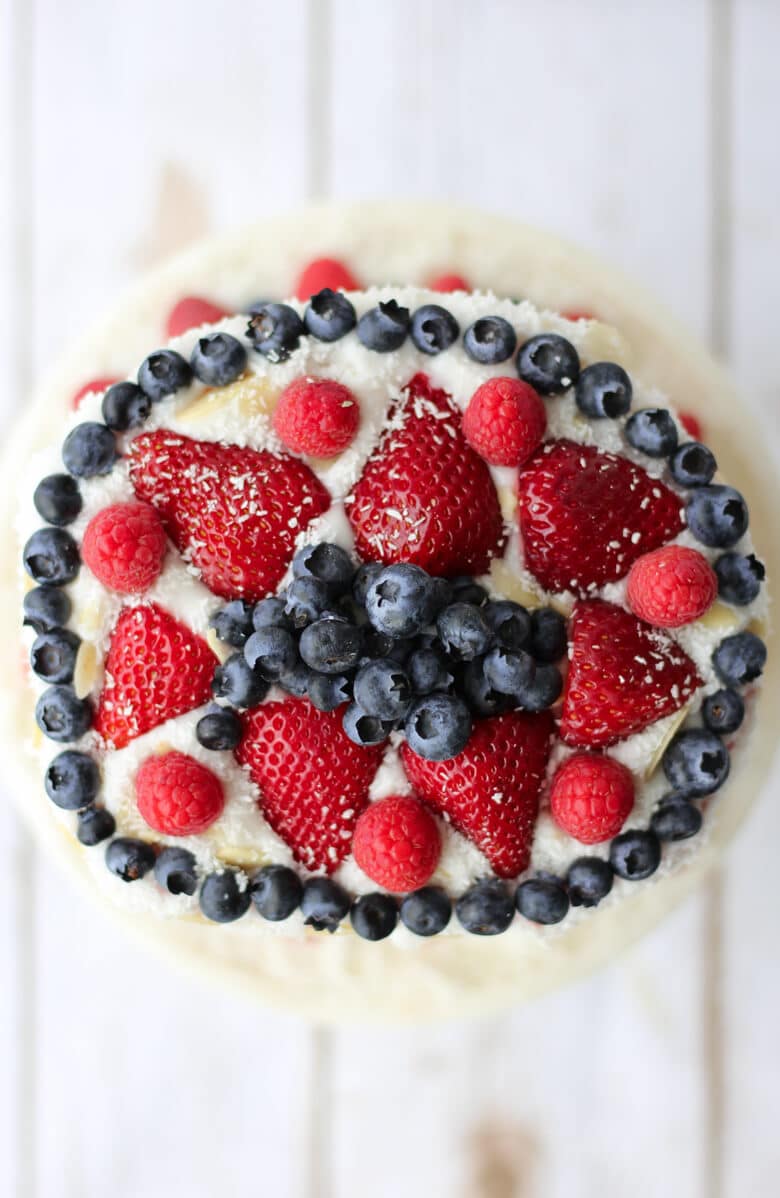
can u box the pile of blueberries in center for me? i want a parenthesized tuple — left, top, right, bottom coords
(203, 543, 566, 760)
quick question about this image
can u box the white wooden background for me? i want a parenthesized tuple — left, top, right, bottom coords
(1, 2, 778, 1195)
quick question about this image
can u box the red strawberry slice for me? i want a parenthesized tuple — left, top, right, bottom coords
(129, 431, 330, 601)
(517, 439, 684, 595)
(347, 373, 504, 576)
(95, 603, 217, 750)
(165, 296, 232, 339)
(236, 699, 384, 874)
(401, 711, 554, 878)
(559, 599, 701, 748)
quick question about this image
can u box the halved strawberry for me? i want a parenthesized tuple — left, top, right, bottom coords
(236, 699, 384, 874)
(95, 603, 217, 750)
(129, 431, 330, 601)
(559, 599, 701, 748)
(401, 710, 554, 878)
(346, 373, 504, 576)
(517, 439, 684, 595)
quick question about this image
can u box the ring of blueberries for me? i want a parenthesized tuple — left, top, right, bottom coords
(21, 289, 767, 939)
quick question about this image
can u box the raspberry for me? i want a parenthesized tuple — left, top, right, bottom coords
(352, 795, 441, 892)
(626, 545, 717, 628)
(427, 272, 470, 293)
(82, 502, 167, 594)
(679, 411, 703, 441)
(561, 310, 594, 322)
(136, 751, 224, 836)
(462, 377, 547, 467)
(70, 376, 121, 411)
(273, 376, 360, 457)
(165, 296, 231, 339)
(294, 257, 360, 300)
(549, 753, 635, 844)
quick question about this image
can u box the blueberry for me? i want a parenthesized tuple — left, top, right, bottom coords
(77, 807, 116, 846)
(462, 316, 516, 364)
(354, 658, 412, 720)
(651, 800, 703, 842)
(400, 887, 452, 936)
(350, 893, 399, 940)
(342, 703, 394, 746)
(410, 304, 460, 355)
(243, 627, 298, 680)
(308, 671, 352, 711)
(450, 576, 488, 606)
(155, 847, 198, 895)
(366, 564, 437, 638)
(353, 562, 384, 607)
(575, 362, 632, 418)
(407, 647, 453, 695)
(670, 441, 717, 487)
(44, 749, 100, 810)
(199, 870, 251, 922)
(625, 408, 678, 456)
(33, 474, 82, 526)
(30, 627, 80, 684)
(247, 302, 305, 362)
(299, 618, 363, 674)
(686, 485, 749, 548)
(250, 864, 303, 921)
(304, 288, 357, 341)
(252, 596, 290, 631)
(662, 729, 730, 797)
(293, 542, 355, 595)
(529, 608, 567, 663)
(356, 300, 410, 352)
(483, 646, 535, 695)
(455, 879, 514, 935)
(284, 577, 332, 628)
(363, 628, 415, 663)
(35, 687, 91, 742)
(23, 528, 80, 586)
(210, 599, 255, 648)
(211, 653, 270, 709)
(436, 603, 492, 661)
(481, 600, 530, 651)
(405, 693, 472, 761)
(514, 663, 563, 711)
(23, 586, 71, 634)
(196, 705, 242, 750)
(714, 552, 765, 605)
(712, 631, 766, 687)
(516, 333, 580, 394)
(459, 658, 514, 717)
(62, 422, 117, 477)
(101, 381, 152, 431)
(515, 877, 569, 924)
(278, 659, 312, 698)
(609, 830, 661, 880)
(300, 876, 350, 932)
(190, 332, 247, 386)
(105, 837, 156, 882)
(566, 857, 614, 908)
(702, 688, 745, 735)
(138, 348, 192, 400)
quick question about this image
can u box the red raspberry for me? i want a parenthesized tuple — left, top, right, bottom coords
(273, 376, 360, 457)
(136, 751, 224, 836)
(427, 272, 470, 293)
(562, 309, 595, 322)
(549, 753, 634, 844)
(294, 257, 360, 300)
(679, 411, 703, 441)
(70, 376, 121, 411)
(352, 795, 441, 892)
(165, 296, 231, 338)
(82, 502, 167, 594)
(626, 545, 717, 628)
(462, 377, 547, 467)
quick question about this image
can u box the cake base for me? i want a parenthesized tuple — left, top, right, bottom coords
(2, 201, 777, 1022)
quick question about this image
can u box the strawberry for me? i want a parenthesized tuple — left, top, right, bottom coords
(294, 257, 360, 300)
(559, 599, 701, 749)
(165, 296, 231, 339)
(95, 603, 217, 750)
(517, 439, 684, 595)
(128, 431, 330, 601)
(346, 373, 504, 576)
(236, 699, 384, 874)
(401, 710, 554, 878)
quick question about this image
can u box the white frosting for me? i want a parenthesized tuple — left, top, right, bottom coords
(18, 288, 767, 935)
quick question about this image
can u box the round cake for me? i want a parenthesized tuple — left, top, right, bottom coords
(3, 203, 776, 1021)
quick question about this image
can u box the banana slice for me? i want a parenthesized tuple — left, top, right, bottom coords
(212, 843, 269, 870)
(176, 376, 279, 425)
(489, 560, 543, 609)
(206, 627, 233, 664)
(497, 486, 518, 522)
(644, 705, 692, 779)
(696, 601, 742, 635)
(73, 642, 99, 699)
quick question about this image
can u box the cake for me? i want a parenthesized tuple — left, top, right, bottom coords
(3, 203, 776, 1020)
